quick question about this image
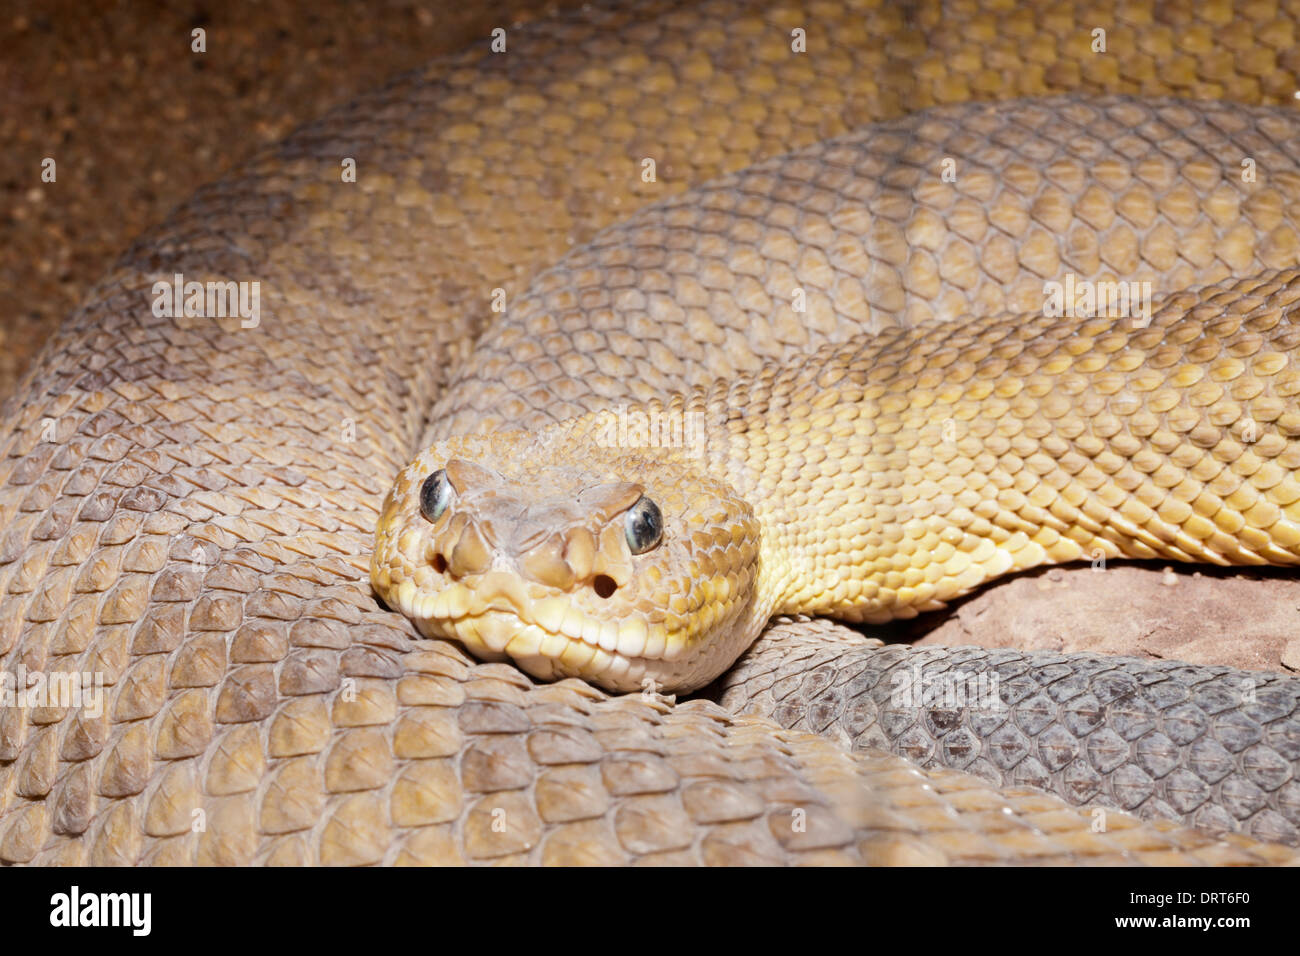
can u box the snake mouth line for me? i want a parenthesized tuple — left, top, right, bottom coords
(388, 579, 670, 678)
(445, 610, 643, 682)
(419, 608, 648, 685)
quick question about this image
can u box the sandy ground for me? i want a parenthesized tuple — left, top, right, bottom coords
(0, 0, 579, 401)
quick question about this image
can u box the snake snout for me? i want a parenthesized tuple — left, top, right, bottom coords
(429, 485, 643, 600)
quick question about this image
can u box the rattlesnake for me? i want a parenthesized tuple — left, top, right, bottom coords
(3, 0, 1300, 865)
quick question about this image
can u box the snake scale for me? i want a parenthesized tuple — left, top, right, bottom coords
(5, 0, 1300, 865)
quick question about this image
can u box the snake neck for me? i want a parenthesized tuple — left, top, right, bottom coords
(666, 280, 1300, 626)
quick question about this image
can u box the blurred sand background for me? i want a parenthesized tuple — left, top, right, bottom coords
(0, 0, 575, 403)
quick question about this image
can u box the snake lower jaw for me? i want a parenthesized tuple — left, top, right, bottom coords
(388, 583, 681, 692)
(424, 608, 647, 686)
(383, 572, 765, 693)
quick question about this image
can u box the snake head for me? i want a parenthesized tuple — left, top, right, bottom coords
(370, 423, 766, 693)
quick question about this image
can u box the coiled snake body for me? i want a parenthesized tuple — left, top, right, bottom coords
(4, 0, 1300, 864)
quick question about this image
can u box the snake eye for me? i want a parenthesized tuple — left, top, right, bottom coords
(624, 495, 663, 554)
(419, 469, 453, 523)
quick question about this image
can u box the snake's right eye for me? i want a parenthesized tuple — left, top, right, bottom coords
(419, 469, 454, 523)
(624, 495, 663, 554)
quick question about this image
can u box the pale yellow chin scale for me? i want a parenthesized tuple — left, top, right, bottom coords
(436, 611, 648, 689)
(381, 573, 688, 692)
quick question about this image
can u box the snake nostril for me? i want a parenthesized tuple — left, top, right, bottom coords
(592, 574, 617, 599)
(432, 553, 448, 574)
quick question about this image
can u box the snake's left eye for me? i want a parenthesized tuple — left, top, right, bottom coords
(419, 469, 454, 523)
(624, 495, 663, 554)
